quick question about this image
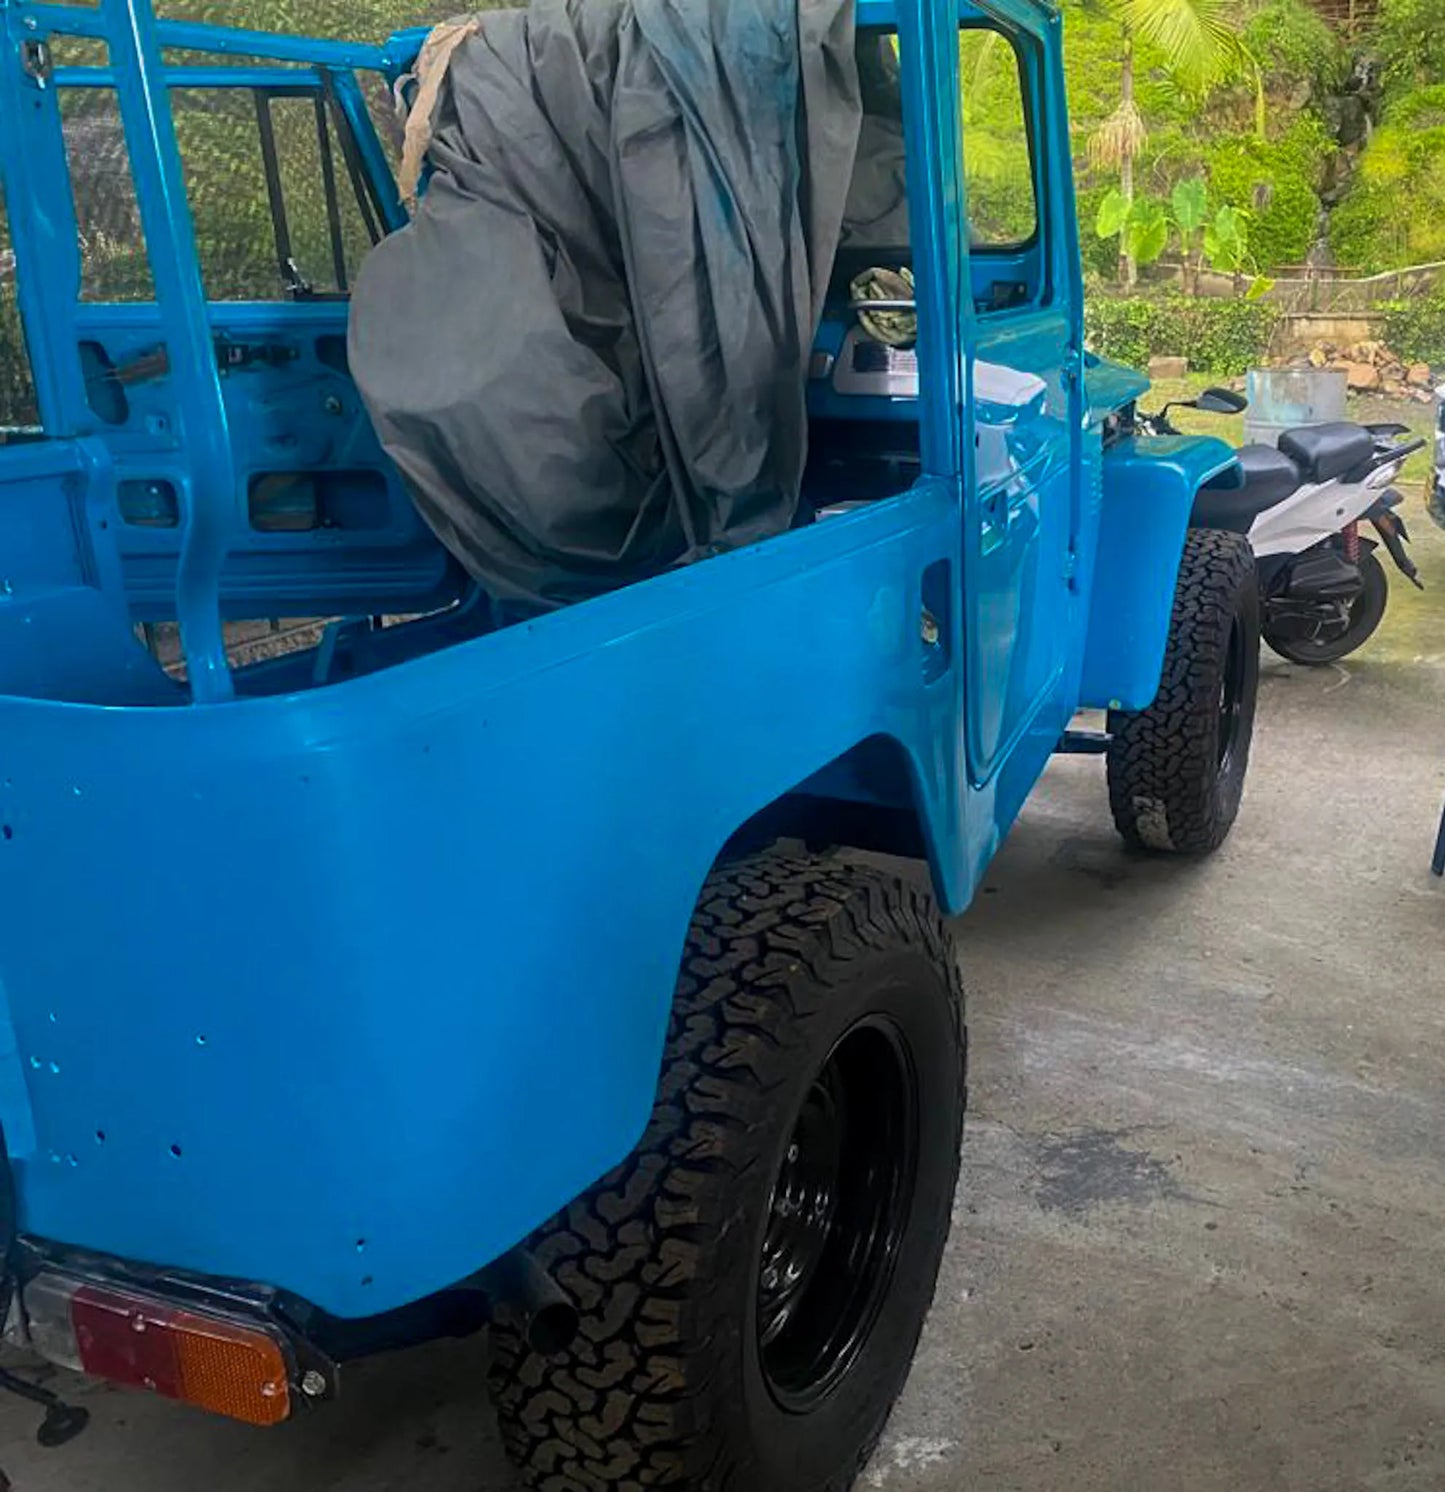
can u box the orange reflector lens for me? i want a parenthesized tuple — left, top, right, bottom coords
(169, 1307, 291, 1426)
(29, 1275, 292, 1427)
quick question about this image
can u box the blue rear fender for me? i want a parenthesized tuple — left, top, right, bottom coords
(1080, 434, 1240, 712)
(0, 487, 968, 1321)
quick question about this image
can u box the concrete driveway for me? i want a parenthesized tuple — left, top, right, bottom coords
(1, 525, 1442, 1492)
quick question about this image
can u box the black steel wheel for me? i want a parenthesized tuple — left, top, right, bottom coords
(489, 852, 966, 1492)
(757, 1016, 918, 1412)
(1263, 549, 1389, 665)
(1108, 527, 1261, 855)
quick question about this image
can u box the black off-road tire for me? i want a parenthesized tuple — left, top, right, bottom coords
(1107, 527, 1260, 855)
(488, 851, 967, 1492)
(1263, 548, 1388, 665)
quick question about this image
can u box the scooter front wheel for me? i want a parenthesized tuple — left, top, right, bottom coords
(1264, 549, 1388, 665)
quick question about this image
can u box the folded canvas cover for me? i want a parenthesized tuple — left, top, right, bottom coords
(350, 0, 861, 610)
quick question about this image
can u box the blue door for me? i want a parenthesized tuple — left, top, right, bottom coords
(955, 9, 1079, 786)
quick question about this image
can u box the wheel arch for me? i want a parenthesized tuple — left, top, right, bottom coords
(1083, 435, 1241, 712)
(717, 730, 938, 874)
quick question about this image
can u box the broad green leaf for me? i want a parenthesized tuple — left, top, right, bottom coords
(1171, 176, 1209, 232)
(1212, 204, 1248, 248)
(1127, 202, 1170, 266)
(1127, 198, 1168, 232)
(1095, 188, 1131, 240)
(1245, 275, 1274, 300)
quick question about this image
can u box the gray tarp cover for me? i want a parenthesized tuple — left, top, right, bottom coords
(350, 0, 861, 610)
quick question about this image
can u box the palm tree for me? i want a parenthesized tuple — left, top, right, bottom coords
(1088, 0, 1244, 285)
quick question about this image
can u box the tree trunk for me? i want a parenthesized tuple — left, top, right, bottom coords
(1120, 27, 1137, 289)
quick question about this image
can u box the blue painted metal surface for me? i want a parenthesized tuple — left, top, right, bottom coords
(1080, 435, 1238, 711)
(1084, 352, 1150, 429)
(0, 0, 1231, 1319)
(102, 0, 238, 702)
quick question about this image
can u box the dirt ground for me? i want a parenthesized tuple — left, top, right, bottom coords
(0, 496, 1441, 1492)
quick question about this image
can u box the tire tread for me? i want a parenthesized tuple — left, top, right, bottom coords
(489, 852, 965, 1492)
(1107, 527, 1259, 855)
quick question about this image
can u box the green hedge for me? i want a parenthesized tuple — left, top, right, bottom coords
(1084, 294, 1281, 375)
(1381, 293, 1445, 367)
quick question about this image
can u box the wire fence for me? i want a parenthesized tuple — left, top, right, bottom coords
(0, 2, 482, 433)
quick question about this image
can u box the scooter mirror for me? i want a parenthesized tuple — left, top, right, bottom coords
(1195, 387, 1248, 415)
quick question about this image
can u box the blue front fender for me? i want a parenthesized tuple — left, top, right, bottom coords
(1080, 435, 1239, 712)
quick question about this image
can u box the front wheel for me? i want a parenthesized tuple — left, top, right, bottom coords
(489, 852, 967, 1492)
(1107, 527, 1261, 856)
(1263, 548, 1389, 665)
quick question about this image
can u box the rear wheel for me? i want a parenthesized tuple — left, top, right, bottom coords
(1107, 527, 1260, 855)
(1263, 549, 1388, 665)
(489, 852, 967, 1492)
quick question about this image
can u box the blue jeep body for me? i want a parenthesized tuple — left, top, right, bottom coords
(0, 0, 1234, 1326)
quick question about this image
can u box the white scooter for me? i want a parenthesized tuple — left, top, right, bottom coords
(1142, 389, 1425, 665)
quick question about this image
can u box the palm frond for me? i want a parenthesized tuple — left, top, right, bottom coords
(1116, 0, 1245, 91)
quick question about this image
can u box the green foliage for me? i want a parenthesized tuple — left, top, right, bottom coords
(1370, 0, 1445, 100)
(1113, 0, 1245, 93)
(1065, 0, 1344, 278)
(1094, 190, 1171, 270)
(1127, 199, 1171, 266)
(1202, 204, 1249, 273)
(1241, 0, 1347, 96)
(1381, 293, 1445, 367)
(1076, 185, 1127, 278)
(1063, 0, 1200, 149)
(959, 30, 1038, 244)
(1171, 176, 1209, 234)
(1094, 178, 1269, 289)
(1329, 87, 1445, 271)
(0, 285, 38, 433)
(1206, 115, 1329, 268)
(152, 0, 467, 40)
(1084, 293, 1280, 373)
(1095, 188, 1133, 239)
(1389, 86, 1445, 131)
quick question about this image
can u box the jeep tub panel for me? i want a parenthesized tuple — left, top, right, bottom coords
(0, 484, 980, 1321)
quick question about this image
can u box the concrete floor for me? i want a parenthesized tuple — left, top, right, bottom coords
(1, 530, 1443, 1490)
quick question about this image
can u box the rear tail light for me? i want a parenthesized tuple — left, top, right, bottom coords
(20, 1273, 291, 1426)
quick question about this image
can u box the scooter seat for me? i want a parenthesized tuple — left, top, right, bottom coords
(1278, 421, 1374, 484)
(1191, 444, 1301, 532)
